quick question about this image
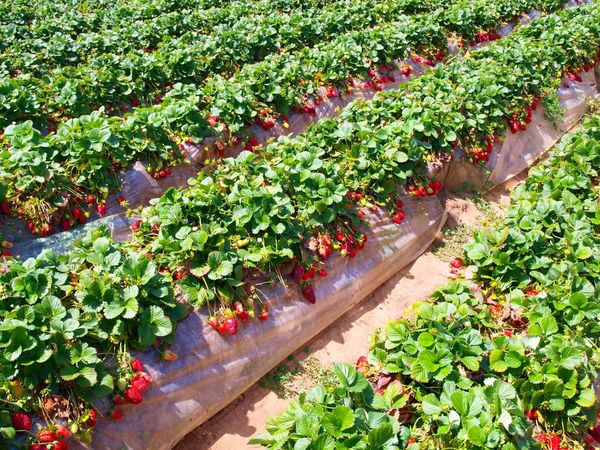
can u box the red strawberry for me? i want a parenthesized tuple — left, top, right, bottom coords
(97, 203, 107, 216)
(394, 199, 404, 208)
(117, 196, 126, 204)
(525, 289, 539, 297)
(131, 359, 143, 372)
(37, 430, 57, 443)
(335, 231, 345, 242)
(113, 395, 126, 405)
(208, 316, 219, 331)
(393, 211, 405, 224)
(54, 441, 68, 450)
(249, 136, 260, 147)
(319, 268, 328, 277)
(217, 321, 228, 334)
(292, 265, 305, 283)
(449, 258, 463, 268)
(504, 329, 512, 337)
(302, 267, 315, 280)
(29, 445, 47, 450)
(1, 250, 12, 257)
(1, 201, 11, 215)
(259, 311, 269, 321)
(78, 215, 87, 225)
(12, 412, 32, 431)
(86, 409, 97, 427)
(112, 409, 123, 421)
(207, 115, 220, 127)
(85, 195, 95, 204)
(131, 373, 151, 392)
(72, 208, 82, 218)
(61, 220, 71, 231)
(131, 219, 142, 231)
(430, 180, 442, 191)
(225, 317, 238, 335)
(125, 386, 143, 404)
(302, 286, 316, 304)
(56, 425, 70, 438)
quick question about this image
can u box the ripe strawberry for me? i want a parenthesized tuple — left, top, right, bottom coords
(72, 208, 82, 218)
(1, 201, 11, 215)
(1, 250, 12, 257)
(131, 219, 142, 231)
(86, 409, 97, 427)
(117, 196, 126, 204)
(12, 411, 32, 431)
(302, 267, 315, 280)
(430, 180, 442, 191)
(29, 445, 47, 450)
(54, 441, 69, 450)
(302, 286, 316, 304)
(131, 358, 143, 372)
(335, 231, 345, 242)
(259, 311, 269, 321)
(393, 211, 405, 224)
(394, 199, 404, 208)
(113, 395, 126, 405)
(38, 430, 57, 443)
(97, 203, 107, 216)
(504, 329, 512, 337)
(61, 220, 71, 231)
(56, 425, 70, 438)
(207, 115, 220, 127)
(225, 317, 238, 335)
(525, 289, 539, 297)
(217, 321, 228, 334)
(78, 215, 87, 225)
(112, 409, 123, 421)
(319, 268, 328, 277)
(131, 372, 151, 392)
(292, 265, 305, 283)
(85, 195, 95, 204)
(449, 258, 463, 268)
(125, 386, 143, 404)
(208, 316, 219, 331)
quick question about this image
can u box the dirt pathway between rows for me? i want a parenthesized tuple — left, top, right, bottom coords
(174, 177, 522, 450)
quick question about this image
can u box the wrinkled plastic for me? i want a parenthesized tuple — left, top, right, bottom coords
(77, 196, 447, 450)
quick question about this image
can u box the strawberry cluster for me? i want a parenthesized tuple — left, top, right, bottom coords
(448, 257, 464, 280)
(506, 96, 541, 134)
(408, 179, 442, 198)
(111, 358, 152, 420)
(535, 432, 569, 450)
(392, 199, 405, 224)
(208, 300, 270, 335)
(257, 108, 277, 131)
(243, 135, 260, 151)
(473, 29, 501, 45)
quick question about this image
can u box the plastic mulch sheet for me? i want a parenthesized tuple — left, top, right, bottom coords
(79, 196, 446, 450)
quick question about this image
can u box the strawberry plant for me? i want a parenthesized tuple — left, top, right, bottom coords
(253, 109, 600, 449)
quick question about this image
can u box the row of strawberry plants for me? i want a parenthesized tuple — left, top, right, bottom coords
(0, 0, 366, 76)
(0, 5, 596, 448)
(0, 0, 230, 45)
(0, 0, 447, 124)
(250, 108, 600, 450)
(0, 0, 568, 234)
(127, 4, 599, 328)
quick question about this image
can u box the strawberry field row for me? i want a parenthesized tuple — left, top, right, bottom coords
(0, 0, 568, 235)
(0, 0, 448, 125)
(0, 3, 597, 448)
(0, 0, 382, 76)
(251, 108, 600, 450)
